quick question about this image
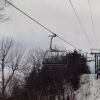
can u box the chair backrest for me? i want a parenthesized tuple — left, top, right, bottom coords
(42, 50, 68, 67)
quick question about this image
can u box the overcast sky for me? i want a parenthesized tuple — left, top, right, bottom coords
(0, 0, 100, 52)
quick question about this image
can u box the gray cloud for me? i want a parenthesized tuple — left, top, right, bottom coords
(0, 0, 100, 52)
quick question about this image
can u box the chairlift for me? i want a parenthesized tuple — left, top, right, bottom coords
(42, 34, 68, 67)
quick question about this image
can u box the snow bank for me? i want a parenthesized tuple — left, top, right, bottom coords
(75, 74, 100, 100)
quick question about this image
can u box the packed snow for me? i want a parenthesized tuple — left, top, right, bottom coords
(75, 74, 100, 100)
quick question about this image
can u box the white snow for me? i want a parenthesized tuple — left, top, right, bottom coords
(75, 74, 100, 100)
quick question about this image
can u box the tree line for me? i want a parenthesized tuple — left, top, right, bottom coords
(0, 37, 90, 100)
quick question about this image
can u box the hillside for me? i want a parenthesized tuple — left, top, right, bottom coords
(75, 74, 100, 100)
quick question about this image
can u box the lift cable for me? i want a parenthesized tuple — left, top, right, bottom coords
(87, 0, 98, 48)
(5, 0, 88, 53)
(66, 0, 92, 47)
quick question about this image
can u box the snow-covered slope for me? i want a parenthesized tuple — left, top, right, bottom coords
(75, 74, 100, 100)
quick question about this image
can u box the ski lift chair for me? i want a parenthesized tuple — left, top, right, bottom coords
(43, 50, 68, 67)
(42, 34, 68, 67)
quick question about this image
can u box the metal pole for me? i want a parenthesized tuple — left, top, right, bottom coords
(95, 54, 97, 74)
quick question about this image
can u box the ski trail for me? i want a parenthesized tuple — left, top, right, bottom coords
(76, 74, 100, 100)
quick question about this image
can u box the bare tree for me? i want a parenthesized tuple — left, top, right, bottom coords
(21, 48, 45, 76)
(17, 48, 45, 100)
(0, 0, 13, 22)
(0, 37, 24, 100)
